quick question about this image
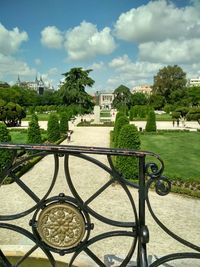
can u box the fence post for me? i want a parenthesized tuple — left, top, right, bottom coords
(137, 155, 149, 267)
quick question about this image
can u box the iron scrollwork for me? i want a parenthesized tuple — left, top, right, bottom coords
(0, 143, 199, 267)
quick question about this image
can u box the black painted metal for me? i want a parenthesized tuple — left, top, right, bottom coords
(0, 143, 199, 267)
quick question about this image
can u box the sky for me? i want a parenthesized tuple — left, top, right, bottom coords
(0, 0, 200, 93)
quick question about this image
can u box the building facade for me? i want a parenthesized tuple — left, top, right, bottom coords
(131, 84, 152, 95)
(16, 75, 53, 95)
(99, 93, 114, 109)
(188, 77, 200, 87)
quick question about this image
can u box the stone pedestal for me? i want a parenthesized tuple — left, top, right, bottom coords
(93, 105, 100, 124)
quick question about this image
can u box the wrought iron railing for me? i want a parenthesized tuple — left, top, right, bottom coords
(0, 143, 199, 267)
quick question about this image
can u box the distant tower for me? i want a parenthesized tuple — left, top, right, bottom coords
(35, 74, 39, 84)
(38, 76, 45, 95)
(16, 75, 21, 86)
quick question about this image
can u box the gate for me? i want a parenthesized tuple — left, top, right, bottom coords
(0, 143, 199, 266)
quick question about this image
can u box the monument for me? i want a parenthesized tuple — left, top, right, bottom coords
(93, 91, 100, 124)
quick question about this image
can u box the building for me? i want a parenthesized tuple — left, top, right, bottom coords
(188, 77, 200, 87)
(16, 75, 53, 95)
(131, 84, 152, 95)
(0, 81, 10, 88)
(99, 93, 114, 109)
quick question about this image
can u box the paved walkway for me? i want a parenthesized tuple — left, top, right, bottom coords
(0, 120, 200, 266)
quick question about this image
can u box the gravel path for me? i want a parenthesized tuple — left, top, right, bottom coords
(0, 122, 199, 266)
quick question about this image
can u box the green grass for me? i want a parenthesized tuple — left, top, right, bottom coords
(155, 113, 172, 121)
(100, 112, 111, 117)
(140, 132, 200, 183)
(130, 113, 172, 121)
(23, 113, 50, 121)
(9, 130, 47, 144)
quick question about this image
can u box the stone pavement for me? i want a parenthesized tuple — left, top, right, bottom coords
(0, 118, 199, 266)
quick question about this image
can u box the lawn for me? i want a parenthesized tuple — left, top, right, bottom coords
(9, 130, 47, 144)
(23, 113, 50, 121)
(140, 132, 200, 183)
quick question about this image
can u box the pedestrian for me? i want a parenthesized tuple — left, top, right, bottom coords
(177, 119, 179, 127)
(172, 120, 175, 127)
(67, 131, 71, 142)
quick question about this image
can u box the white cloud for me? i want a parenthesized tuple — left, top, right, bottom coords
(41, 26, 63, 49)
(0, 54, 36, 78)
(109, 54, 130, 68)
(35, 58, 42, 65)
(87, 61, 104, 70)
(114, 0, 200, 43)
(139, 38, 200, 64)
(108, 54, 163, 88)
(0, 23, 28, 55)
(64, 21, 116, 60)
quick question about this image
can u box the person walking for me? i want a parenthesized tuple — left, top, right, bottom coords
(67, 131, 71, 142)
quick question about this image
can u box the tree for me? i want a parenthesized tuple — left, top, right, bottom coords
(152, 65, 187, 103)
(59, 67, 95, 112)
(27, 114, 42, 144)
(47, 114, 60, 142)
(113, 115, 129, 147)
(0, 102, 26, 127)
(172, 107, 189, 126)
(149, 94, 165, 110)
(59, 112, 69, 134)
(112, 85, 132, 110)
(186, 108, 200, 124)
(186, 86, 200, 106)
(116, 124, 140, 179)
(145, 111, 157, 132)
(131, 92, 148, 106)
(0, 123, 13, 175)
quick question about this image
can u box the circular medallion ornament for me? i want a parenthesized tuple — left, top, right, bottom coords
(37, 202, 86, 249)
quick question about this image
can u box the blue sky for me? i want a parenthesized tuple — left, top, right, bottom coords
(0, 0, 200, 93)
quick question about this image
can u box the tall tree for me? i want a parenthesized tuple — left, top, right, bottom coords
(152, 65, 187, 104)
(112, 85, 132, 110)
(59, 68, 95, 112)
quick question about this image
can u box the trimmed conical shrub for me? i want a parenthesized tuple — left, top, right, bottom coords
(47, 113, 60, 142)
(116, 124, 140, 179)
(114, 115, 129, 147)
(0, 123, 13, 175)
(59, 112, 69, 134)
(145, 111, 157, 132)
(27, 114, 42, 144)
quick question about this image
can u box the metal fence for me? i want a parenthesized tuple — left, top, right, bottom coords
(0, 143, 199, 267)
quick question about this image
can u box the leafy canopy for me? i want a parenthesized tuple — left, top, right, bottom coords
(59, 68, 95, 111)
(152, 65, 187, 104)
(112, 85, 132, 110)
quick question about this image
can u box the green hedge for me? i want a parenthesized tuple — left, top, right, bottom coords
(59, 112, 69, 134)
(116, 124, 141, 179)
(27, 114, 42, 144)
(145, 111, 157, 132)
(113, 115, 129, 147)
(0, 123, 13, 175)
(47, 113, 60, 142)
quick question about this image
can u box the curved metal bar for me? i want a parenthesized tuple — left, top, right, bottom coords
(0, 223, 56, 267)
(64, 153, 138, 228)
(107, 155, 139, 189)
(0, 143, 165, 159)
(0, 154, 59, 221)
(0, 150, 48, 184)
(149, 252, 200, 267)
(68, 230, 137, 267)
(0, 149, 17, 184)
(0, 249, 12, 267)
(84, 247, 107, 267)
(14, 244, 38, 267)
(145, 160, 164, 180)
(146, 180, 200, 252)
